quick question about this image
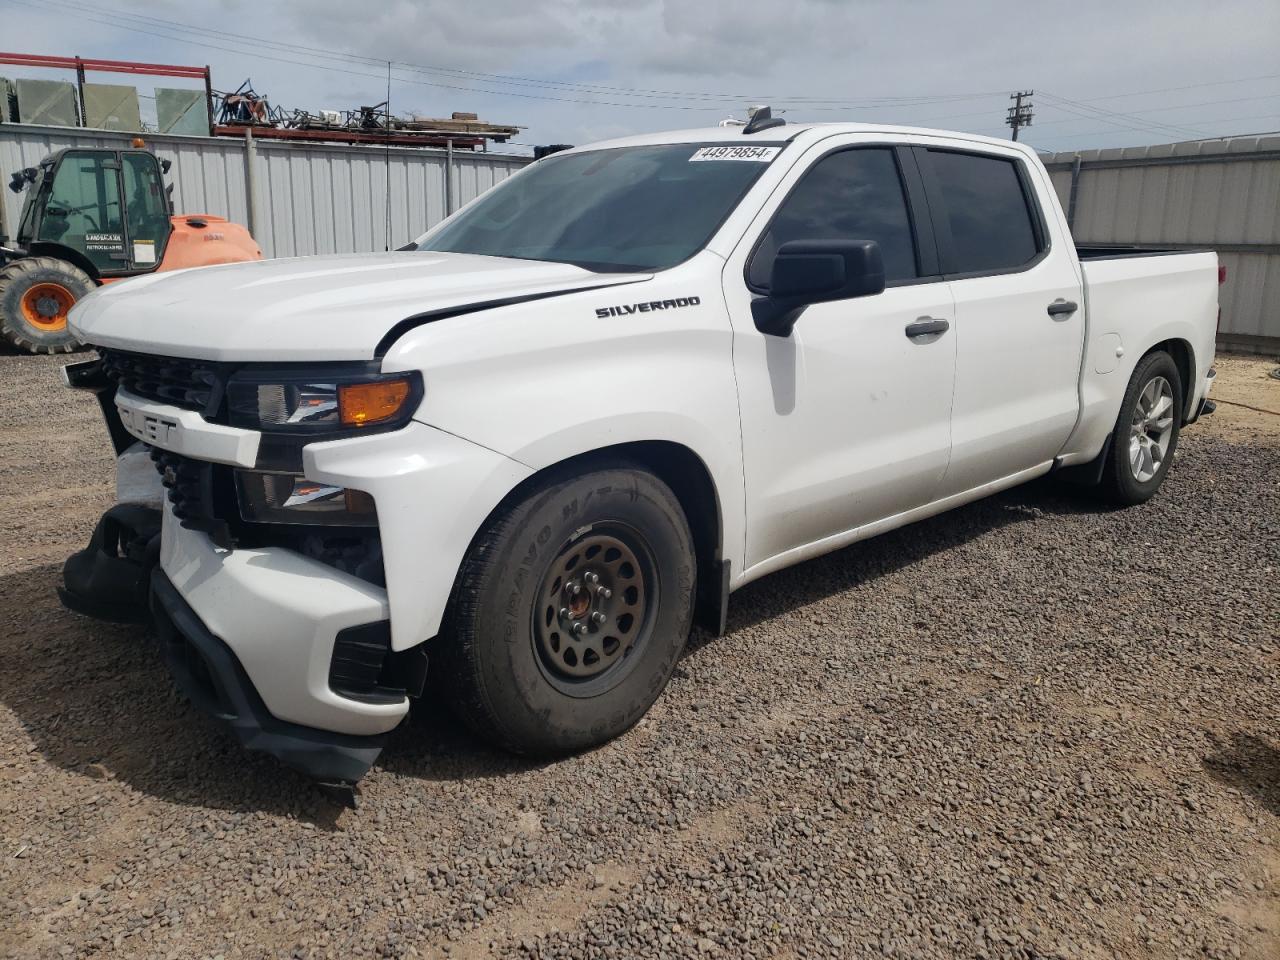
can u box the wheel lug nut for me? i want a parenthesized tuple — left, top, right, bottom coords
(585, 572, 599, 584)
(567, 582, 581, 596)
(559, 607, 570, 620)
(591, 611, 607, 624)
(572, 622, 588, 636)
(597, 586, 612, 599)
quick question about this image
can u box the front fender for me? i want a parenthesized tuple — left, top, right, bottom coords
(380, 268, 746, 591)
(305, 422, 532, 650)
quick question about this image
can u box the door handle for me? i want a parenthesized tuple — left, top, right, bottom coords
(904, 317, 950, 339)
(1047, 299, 1078, 318)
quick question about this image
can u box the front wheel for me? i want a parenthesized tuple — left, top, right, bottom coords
(440, 464, 696, 755)
(1098, 350, 1183, 505)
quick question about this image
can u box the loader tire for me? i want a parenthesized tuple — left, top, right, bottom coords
(0, 257, 94, 354)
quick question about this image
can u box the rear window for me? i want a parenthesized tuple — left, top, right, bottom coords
(927, 150, 1040, 274)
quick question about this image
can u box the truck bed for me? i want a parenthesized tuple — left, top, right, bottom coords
(1066, 248, 1219, 466)
(1075, 243, 1213, 261)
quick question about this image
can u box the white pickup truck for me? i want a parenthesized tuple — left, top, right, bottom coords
(62, 117, 1220, 786)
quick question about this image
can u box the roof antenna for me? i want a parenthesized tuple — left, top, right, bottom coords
(743, 105, 785, 135)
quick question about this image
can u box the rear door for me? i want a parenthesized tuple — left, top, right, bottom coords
(915, 145, 1084, 496)
(722, 137, 957, 572)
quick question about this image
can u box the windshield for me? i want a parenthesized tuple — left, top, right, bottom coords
(417, 142, 786, 272)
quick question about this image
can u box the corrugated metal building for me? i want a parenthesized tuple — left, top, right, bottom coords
(6, 124, 1275, 353)
(1042, 134, 1280, 354)
(0, 123, 530, 259)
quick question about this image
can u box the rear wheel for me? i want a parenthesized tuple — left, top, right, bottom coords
(1098, 350, 1183, 505)
(440, 464, 696, 755)
(0, 257, 94, 354)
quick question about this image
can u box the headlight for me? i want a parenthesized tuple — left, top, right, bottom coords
(227, 368, 421, 432)
(236, 471, 377, 526)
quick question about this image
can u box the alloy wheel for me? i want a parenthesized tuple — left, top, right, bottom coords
(1128, 375, 1175, 482)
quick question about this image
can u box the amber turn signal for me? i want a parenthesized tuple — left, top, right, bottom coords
(338, 379, 412, 427)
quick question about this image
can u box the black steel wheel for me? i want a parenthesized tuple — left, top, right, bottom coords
(439, 463, 696, 756)
(533, 524, 658, 695)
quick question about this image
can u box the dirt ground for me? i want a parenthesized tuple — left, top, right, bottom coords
(0, 350, 1277, 960)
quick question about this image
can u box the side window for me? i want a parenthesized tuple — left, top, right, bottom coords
(926, 150, 1040, 274)
(38, 152, 124, 274)
(749, 148, 919, 289)
(122, 153, 170, 267)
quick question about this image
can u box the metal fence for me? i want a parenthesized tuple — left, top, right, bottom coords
(1043, 134, 1280, 354)
(9, 123, 1274, 353)
(0, 123, 530, 260)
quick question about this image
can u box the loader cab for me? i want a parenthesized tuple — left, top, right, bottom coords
(12, 148, 173, 278)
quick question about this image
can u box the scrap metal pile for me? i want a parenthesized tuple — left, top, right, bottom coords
(212, 80, 520, 149)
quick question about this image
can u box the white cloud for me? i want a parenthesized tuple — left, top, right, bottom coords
(4, 0, 1279, 150)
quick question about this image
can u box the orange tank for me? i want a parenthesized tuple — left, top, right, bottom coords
(159, 214, 263, 271)
(95, 216, 262, 288)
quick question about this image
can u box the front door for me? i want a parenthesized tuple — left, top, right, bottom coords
(38, 150, 125, 274)
(121, 152, 171, 271)
(722, 140, 957, 573)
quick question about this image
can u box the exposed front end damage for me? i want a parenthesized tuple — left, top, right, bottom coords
(58, 351, 526, 788)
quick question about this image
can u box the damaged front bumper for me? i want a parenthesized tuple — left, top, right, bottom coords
(150, 570, 389, 784)
(59, 355, 530, 785)
(155, 494, 425, 783)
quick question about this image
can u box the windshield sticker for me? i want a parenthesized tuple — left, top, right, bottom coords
(689, 146, 780, 162)
(85, 232, 123, 253)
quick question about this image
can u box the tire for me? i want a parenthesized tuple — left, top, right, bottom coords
(0, 257, 94, 354)
(1098, 350, 1184, 505)
(440, 463, 697, 756)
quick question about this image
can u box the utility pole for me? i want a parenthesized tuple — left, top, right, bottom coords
(1007, 90, 1034, 141)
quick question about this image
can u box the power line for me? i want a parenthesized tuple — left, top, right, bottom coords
(1075, 72, 1280, 104)
(4, 0, 996, 113)
(15, 0, 1008, 108)
(1028, 112, 1280, 145)
(1038, 91, 1206, 139)
(5, 0, 1276, 145)
(1028, 92, 1280, 127)
(26, 0, 1276, 125)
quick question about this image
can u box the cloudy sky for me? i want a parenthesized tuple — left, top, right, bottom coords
(4, 0, 1279, 154)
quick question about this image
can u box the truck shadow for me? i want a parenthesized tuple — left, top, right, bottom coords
(0, 478, 1113, 818)
(0, 563, 348, 826)
(1204, 732, 1280, 818)
(704, 476, 1115, 642)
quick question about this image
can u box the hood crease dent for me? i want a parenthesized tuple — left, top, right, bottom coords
(69, 251, 650, 362)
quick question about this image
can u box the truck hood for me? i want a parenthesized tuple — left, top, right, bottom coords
(69, 251, 650, 362)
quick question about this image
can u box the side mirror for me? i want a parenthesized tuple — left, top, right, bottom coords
(752, 239, 885, 336)
(159, 159, 172, 174)
(7, 167, 36, 194)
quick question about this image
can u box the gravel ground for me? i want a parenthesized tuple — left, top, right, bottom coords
(0, 350, 1277, 960)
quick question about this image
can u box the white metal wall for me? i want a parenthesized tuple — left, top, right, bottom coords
(0, 123, 529, 260)
(1043, 134, 1280, 352)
